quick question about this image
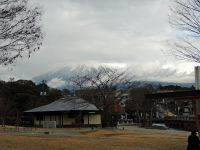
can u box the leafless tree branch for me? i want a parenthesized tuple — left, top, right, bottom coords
(169, 0, 200, 62)
(0, 0, 43, 65)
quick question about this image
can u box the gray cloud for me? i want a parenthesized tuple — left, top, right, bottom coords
(47, 78, 66, 88)
(0, 0, 197, 83)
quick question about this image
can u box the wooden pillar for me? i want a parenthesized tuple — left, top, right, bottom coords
(62, 113, 63, 127)
(192, 100, 200, 135)
(59, 114, 61, 127)
(88, 113, 90, 125)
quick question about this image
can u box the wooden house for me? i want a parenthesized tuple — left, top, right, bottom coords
(25, 97, 101, 127)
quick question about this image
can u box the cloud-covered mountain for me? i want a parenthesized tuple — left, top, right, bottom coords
(33, 65, 91, 89)
(32, 65, 194, 90)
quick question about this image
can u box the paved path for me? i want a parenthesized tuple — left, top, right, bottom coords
(117, 125, 190, 137)
(21, 131, 81, 135)
(0, 127, 81, 135)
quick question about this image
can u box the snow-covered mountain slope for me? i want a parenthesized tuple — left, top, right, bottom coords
(32, 65, 194, 89)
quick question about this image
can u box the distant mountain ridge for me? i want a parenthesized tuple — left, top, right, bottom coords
(33, 65, 105, 89)
(32, 65, 194, 89)
(139, 81, 194, 88)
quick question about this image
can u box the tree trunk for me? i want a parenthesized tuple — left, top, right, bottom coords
(102, 107, 110, 127)
(137, 111, 141, 123)
(1, 116, 5, 127)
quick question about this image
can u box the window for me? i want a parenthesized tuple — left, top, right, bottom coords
(36, 115, 43, 121)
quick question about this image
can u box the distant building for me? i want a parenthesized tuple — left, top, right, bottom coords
(75, 89, 130, 126)
(75, 89, 129, 113)
(25, 97, 101, 127)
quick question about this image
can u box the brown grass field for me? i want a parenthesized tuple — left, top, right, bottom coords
(0, 128, 187, 150)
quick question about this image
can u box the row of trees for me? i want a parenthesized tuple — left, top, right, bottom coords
(0, 79, 63, 126)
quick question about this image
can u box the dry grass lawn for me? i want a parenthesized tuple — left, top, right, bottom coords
(0, 128, 187, 150)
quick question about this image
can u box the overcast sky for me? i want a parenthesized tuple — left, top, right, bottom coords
(0, 0, 198, 83)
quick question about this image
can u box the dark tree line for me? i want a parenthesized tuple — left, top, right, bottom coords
(0, 79, 63, 126)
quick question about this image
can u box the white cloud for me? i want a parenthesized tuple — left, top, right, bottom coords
(47, 78, 66, 88)
(0, 0, 198, 83)
(127, 61, 197, 83)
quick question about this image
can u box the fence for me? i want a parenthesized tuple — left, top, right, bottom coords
(117, 119, 133, 126)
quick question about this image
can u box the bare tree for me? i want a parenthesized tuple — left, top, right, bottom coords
(126, 87, 154, 126)
(0, 0, 43, 65)
(72, 66, 137, 127)
(169, 0, 200, 62)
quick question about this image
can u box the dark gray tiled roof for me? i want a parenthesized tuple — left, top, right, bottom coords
(25, 97, 99, 113)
